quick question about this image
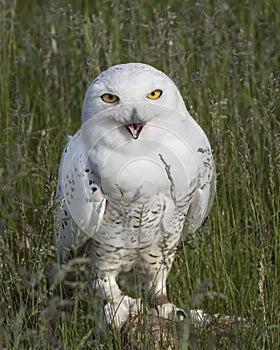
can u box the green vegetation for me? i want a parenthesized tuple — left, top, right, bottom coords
(0, 0, 279, 348)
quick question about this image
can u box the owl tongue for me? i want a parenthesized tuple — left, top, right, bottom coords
(125, 122, 145, 139)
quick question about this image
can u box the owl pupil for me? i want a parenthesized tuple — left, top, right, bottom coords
(109, 95, 113, 99)
(151, 92, 155, 96)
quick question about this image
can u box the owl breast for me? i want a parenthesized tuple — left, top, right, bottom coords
(90, 132, 197, 248)
(92, 130, 199, 204)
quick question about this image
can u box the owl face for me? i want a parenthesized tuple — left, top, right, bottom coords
(81, 63, 187, 139)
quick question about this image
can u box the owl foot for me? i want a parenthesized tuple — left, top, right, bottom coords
(104, 295, 142, 328)
(189, 309, 213, 323)
(153, 302, 187, 321)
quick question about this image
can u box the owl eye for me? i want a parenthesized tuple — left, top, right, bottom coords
(147, 89, 163, 100)
(101, 93, 119, 103)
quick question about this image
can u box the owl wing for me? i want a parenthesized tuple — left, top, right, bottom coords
(184, 146, 216, 234)
(54, 130, 106, 263)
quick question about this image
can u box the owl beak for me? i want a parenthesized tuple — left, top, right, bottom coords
(125, 122, 145, 139)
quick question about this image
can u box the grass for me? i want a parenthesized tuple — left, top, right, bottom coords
(0, 0, 279, 348)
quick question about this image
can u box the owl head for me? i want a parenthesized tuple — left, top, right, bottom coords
(81, 63, 188, 139)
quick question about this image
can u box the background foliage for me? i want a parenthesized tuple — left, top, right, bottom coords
(0, 0, 279, 348)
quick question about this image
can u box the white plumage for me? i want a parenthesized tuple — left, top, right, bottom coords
(53, 63, 215, 328)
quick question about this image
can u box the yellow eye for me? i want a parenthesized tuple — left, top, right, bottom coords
(101, 93, 119, 103)
(147, 89, 163, 100)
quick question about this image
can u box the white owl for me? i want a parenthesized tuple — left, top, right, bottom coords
(53, 63, 215, 329)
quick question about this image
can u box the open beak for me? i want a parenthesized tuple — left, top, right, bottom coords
(125, 122, 145, 139)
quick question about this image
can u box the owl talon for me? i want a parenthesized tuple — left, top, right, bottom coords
(153, 303, 186, 321)
(176, 308, 187, 321)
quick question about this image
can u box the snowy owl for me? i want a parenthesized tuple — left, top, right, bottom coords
(53, 63, 215, 329)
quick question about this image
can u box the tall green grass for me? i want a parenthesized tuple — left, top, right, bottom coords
(0, 0, 279, 348)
